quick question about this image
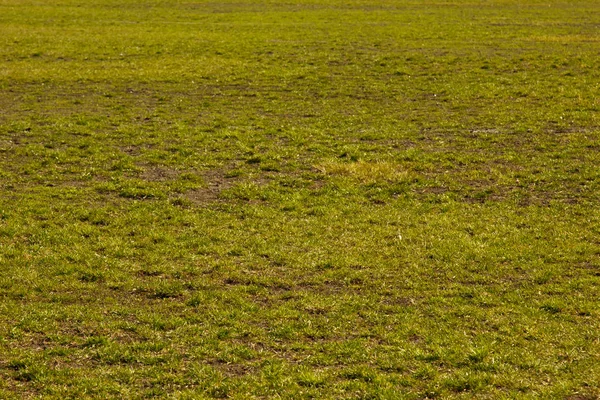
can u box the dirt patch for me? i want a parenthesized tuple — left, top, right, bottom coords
(383, 297, 415, 307)
(564, 395, 599, 400)
(209, 360, 255, 378)
(186, 169, 234, 204)
(121, 145, 143, 156)
(418, 186, 448, 195)
(140, 166, 179, 182)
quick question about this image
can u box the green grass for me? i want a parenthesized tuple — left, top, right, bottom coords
(1, 0, 600, 398)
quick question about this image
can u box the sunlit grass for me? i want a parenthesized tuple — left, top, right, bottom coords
(316, 160, 411, 184)
(1, 0, 600, 398)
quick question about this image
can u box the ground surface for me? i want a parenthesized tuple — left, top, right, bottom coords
(1, 0, 600, 398)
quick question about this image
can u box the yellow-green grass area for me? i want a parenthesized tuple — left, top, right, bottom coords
(1, 0, 600, 398)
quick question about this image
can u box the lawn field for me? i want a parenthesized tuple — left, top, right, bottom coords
(1, 0, 600, 398)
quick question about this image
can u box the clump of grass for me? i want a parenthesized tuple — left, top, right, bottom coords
(316, 160, 411, 184)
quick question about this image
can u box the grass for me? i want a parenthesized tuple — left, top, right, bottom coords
(1, 0, 600, 398)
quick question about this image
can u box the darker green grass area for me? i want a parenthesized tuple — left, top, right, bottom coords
(1, 0, 600, 398)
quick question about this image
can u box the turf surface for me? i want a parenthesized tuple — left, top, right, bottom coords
(1, 0, 600, 398)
